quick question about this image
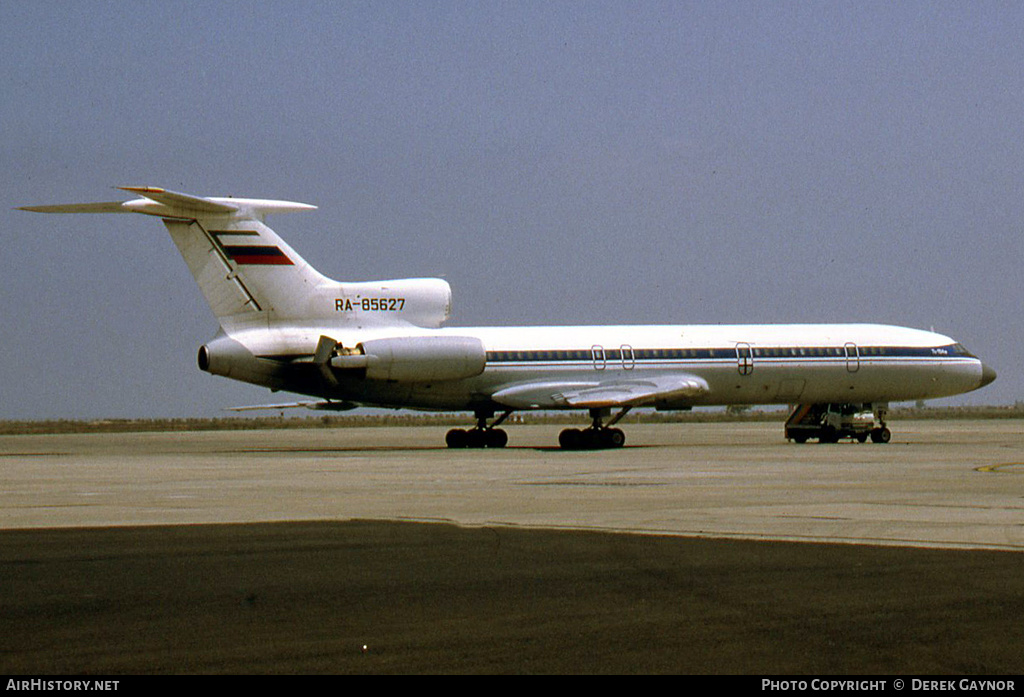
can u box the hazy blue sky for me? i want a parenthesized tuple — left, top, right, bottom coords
(3, 1, 1021, 418)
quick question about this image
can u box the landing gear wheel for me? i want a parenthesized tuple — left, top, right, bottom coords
(467, 429, 488, 448)
(605, 428, 626, 448)
(559, 428, 582, 450)
(446, 428, 468, 448)
(486, 428, 508, 448)
(870, 427, 891, 444)
(581, 429, 602, 450)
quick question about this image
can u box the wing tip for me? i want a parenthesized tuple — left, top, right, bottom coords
(117, 185, 166, 194)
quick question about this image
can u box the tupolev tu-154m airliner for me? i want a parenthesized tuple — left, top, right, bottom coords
(20, 187, 996, 449)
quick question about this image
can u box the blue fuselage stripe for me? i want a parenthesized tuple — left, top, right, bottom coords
(484, 344, 973, 364)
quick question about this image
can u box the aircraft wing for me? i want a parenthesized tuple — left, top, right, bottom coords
(227, 400, 359, 412)
(491, 373, 709, 409)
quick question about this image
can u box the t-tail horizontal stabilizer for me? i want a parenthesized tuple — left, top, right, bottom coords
(18, 186, 317, 221)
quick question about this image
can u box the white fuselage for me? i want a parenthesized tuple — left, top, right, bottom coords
(217, 322, 989, 412)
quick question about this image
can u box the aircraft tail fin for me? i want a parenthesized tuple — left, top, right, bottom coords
(20, 187, 328, 327)
(21, 186, 454, 331)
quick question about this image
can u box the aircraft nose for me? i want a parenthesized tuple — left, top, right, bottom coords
(979, 363, 997, 388)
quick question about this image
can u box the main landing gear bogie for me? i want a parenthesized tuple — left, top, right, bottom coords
(446, 409, 512, 449)
(445, 406, 635, 450)
(558, 426, 625, 450)
(445, 427, 508, 449)
(558, 406, 632, 451)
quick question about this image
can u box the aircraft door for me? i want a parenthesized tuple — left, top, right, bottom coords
(736, 342, 754, 376)
(620, 344, 635, 370)
(845, 342, 860, 373)
(592, 345, 606, 371)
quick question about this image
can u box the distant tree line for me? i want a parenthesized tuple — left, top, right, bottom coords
(2, 404, 1021, 436)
